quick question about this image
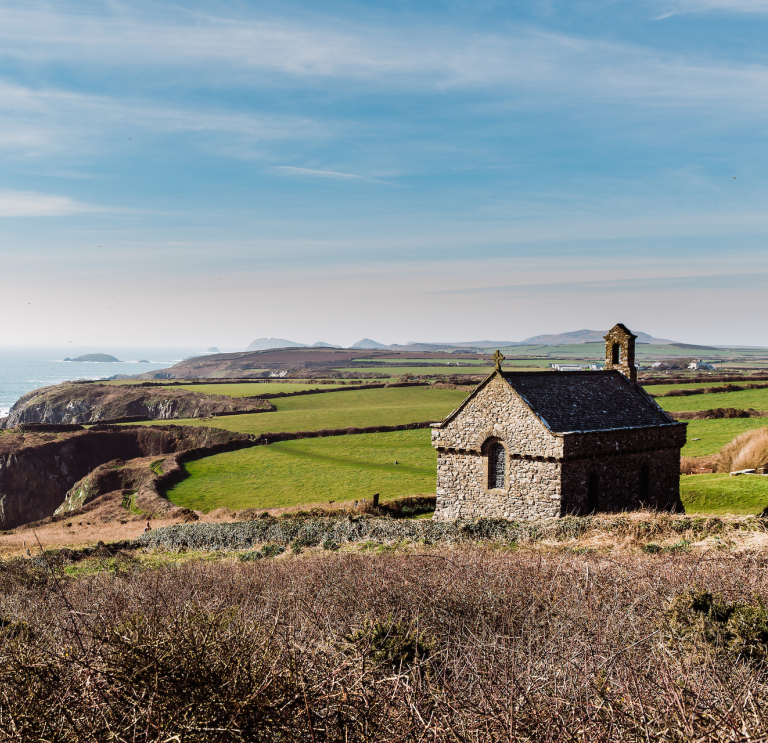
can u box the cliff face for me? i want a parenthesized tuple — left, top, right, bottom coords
(0, 425, 252, 530)
(0, 384, 273, 428)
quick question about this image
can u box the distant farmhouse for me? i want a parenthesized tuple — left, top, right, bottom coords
(431, 324, 686, 520)
(688, 359, 716, 371)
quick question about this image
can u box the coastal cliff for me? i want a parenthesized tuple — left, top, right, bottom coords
(0, 425, 252, 530)
(0, 383, 274, 428)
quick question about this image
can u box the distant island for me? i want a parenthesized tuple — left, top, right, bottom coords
(63, 354, 122, 363)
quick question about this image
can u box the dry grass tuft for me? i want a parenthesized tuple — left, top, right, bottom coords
(719, 426, 768, 472)
(681, 454, 721, 474)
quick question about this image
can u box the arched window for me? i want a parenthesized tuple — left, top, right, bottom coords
(639, 463, 650, 502)
(611, 343, 621, 365)
(488, 442, 506, 489)
(586, 472, 599, 512)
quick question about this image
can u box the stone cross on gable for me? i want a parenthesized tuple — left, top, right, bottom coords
(493, 350, 505, 372)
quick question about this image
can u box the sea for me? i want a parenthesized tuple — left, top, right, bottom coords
(0, 346, 211, 417)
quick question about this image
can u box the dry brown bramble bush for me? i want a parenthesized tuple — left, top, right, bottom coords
(2, 549, 768, 741)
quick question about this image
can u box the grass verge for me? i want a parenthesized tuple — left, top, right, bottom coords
(680, 473, 768, 515)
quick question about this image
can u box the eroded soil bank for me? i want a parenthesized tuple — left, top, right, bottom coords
(0, 425, 252, 530)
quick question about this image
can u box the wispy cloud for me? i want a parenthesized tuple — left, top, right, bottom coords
(655, 0, 768, 16)
(268, 166, 395, 184)
(435, 273, 768, 297)
(0, 4, 767, 115)
(0, 81, 328, 157)
(0, 190, 96, 217)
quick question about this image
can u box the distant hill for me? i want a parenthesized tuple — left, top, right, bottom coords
(206, 347, 220, 353)
(521, 329, 675, 346)
(246, 338, 308, 351)
(64, 354, 121, 363)
(669, 342, 720, 351)
(351, 338, 387, 349)
(311, 342, 341, 348)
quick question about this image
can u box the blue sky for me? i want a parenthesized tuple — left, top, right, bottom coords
(1, 0, 767, 348)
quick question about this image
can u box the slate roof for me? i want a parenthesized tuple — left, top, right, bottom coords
(502, 370, 676, 433)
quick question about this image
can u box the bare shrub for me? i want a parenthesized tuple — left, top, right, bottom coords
(719, 426, 768, 472)
(4, 551, 768, 739)
(680, 455, 721, 474)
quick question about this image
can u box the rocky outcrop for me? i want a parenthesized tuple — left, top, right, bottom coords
(0, 425, 253, 530)
(0, 384, 274, 428)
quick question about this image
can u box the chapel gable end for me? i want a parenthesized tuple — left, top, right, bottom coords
(431, 372, 561, 458)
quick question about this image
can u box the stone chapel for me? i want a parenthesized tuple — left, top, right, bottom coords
(431, 324, 686, 520)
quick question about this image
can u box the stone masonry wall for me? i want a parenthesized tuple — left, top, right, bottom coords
(562, 423, 687, 459)
(434, 450, 562, 521)
(561, 448, 683, 514)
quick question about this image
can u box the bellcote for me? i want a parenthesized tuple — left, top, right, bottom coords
(603, 323, 637, 382)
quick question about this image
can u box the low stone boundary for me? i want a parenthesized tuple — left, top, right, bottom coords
(649, 382, 768, 398)
(251, 421, 437, 446)
(641, 374, 768, 386)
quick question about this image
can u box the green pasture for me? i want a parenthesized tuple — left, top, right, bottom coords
(331, 365, 495, 376)
(166, 429, 435, 512)
(380, 358, 489, 365)
(682, 419, 768, 456)
(659, 388, 768, 412)
(681, 474, 768, 516)
(166, 382, 355, 397)
(160, 405, 768, 515)
(142, 386, 467, 437)
(643, 381, 735, 395)
(165, 424, 768, 516)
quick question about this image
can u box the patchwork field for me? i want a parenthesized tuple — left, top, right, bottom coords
(119, 383, 768, 516)
(166, 429, 435, 512)
(643, 381, 738, 394)
(167, 382, 360, 397)
(143, 386, 467, 437)
(330, 365, 494, 376)
(167, 427, 768, 516)
(659, 387, 768, 412)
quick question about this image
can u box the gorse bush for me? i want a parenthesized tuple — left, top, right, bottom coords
(345, 616, 435, 675)
(665, 589, 768, 662)
(237, 543, 284, 561)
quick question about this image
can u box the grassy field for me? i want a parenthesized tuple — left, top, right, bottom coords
(144, 386, 468, 437)
(142, 384, 767, 515)
(659, 388, 768, 412)
(380, 358, 489, 365)
(166, 382, 358, 397)
(681, 473, 768, 515)
(166, 424, 768, 515)
(166, 429, 435, 511)
(682, 419, 768, 456)
(643, 381, 743, 394)
(331, 365, 495, 376)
